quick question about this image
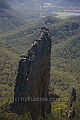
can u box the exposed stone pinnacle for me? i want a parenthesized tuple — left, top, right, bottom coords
(11, 27, 51, 120)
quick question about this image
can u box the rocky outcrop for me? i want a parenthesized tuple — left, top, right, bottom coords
(12, 26, 51, 119)
(68, 86, 76, 118)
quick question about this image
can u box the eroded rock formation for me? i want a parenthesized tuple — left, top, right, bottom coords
(12, 26, 51, 119)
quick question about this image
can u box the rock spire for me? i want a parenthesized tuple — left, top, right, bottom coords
(12, 26, 51, 119)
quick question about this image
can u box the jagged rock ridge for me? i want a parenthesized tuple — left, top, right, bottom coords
(12, 26, 51, 119)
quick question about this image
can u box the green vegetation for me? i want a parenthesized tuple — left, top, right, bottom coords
(50, 16, 80, 119)
(0, 12, 80, 119)
(0, 39, 19, 105)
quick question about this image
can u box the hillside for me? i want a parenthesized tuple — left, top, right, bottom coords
(0, 16, 61, 54)
(50, 16, 80, 119)
(0, 0, 25, 33)
(0, 39, 19, 105)
(50, 15, 80, 95)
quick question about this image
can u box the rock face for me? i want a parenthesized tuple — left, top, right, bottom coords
(12, 26, 51, 119)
